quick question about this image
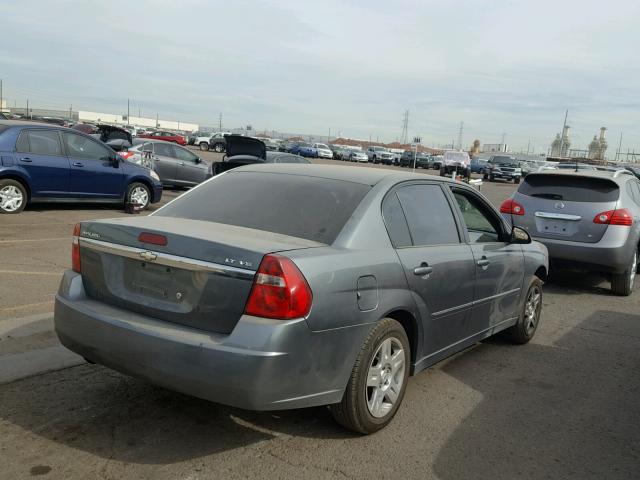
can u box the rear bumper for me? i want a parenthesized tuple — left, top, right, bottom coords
(54, 271, 365, 410)
(531, 226, 635, 273)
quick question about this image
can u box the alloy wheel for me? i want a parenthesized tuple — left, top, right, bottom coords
(366, 337, 406, 418)
(524, 285, 542, 335)
(0, 186, 24, 212)
(130, 186, 149, 207)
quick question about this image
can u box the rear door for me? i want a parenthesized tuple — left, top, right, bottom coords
(173, 145, 208, 185)
(150, 142, 179, 184)
(386, 183, 476, 356)
(449, 186, 524, 332)
(510, 174, 620, 243)
(63, 131, 125, 199)
(15, 129, 70, 197)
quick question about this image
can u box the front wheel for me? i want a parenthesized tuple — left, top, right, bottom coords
(126, 182, 151, 210)
(0, 179, 27, 214)
(199, 142, 209, 151)
(514, 177, 521, 184)
(503, 278, 542, 344)
(329, 318, 410, 434)
(212, 143, 225, 153)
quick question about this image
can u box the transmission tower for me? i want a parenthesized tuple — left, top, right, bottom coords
(400, 110, 409, 144)
(457, 121, 464, 150)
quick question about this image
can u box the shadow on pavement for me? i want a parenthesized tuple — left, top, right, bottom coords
(433, 310, 640, 480)
(544, 269, 612, 296)
(0, 363, 352, 466)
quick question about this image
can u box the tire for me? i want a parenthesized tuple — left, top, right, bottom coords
(199, 142, 209, 151)
(330, 318, 410, 434)
(514, 177, 521, 184)
(611, 250, 637, 296)
(373, 156, 378, 164)
(125, 182, 151, 210)
(483, 173, 489, 180)
(0, 178, 27, 214)
(489, 174, 495, 182)
(503, 278, 543, 344)
(213, 143, 225, 153)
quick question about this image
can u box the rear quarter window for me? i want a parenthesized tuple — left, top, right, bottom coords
(155, 171, 370, 244)
(518, 174, 619, 203)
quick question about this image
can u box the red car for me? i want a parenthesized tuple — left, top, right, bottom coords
(137, 130, 187, 146)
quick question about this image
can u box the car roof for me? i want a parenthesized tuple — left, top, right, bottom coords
(233, 163, 459, 186)
(0, 119, 66, 129)
(526, 169, 633, 185)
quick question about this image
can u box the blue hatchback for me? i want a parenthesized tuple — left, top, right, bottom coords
(0, 121, 163, 214)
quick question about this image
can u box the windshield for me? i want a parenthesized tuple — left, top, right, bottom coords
(491, 156, 517, 165)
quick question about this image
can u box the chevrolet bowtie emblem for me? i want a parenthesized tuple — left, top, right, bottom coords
(140, 251, 157, 261)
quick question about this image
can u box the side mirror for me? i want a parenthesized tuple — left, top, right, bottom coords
(511, 226, 531, 244)
(195, 157, 202, 164)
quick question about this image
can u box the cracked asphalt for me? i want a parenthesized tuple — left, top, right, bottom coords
(0, 155, 638, 479)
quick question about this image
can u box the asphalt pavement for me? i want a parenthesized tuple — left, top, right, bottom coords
(0, 156, 638, 479)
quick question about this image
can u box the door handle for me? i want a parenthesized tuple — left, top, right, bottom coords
(413, 263, 434, 276)
(72, 162, 84, 167)
(19, 157, 32, 162)
(476, 257, 490, 269)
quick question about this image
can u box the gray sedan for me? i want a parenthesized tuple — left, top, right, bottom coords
(124, 139, 212, 187)
(54, 165, 548, 434)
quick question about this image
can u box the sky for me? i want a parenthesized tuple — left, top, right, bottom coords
(1, 0, 639, 154)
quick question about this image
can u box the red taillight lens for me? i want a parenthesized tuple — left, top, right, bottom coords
(244, 254, 313, 320)
(72, 223, 81, 273)
(499, 199, 525, 215)
(118, 151, 134, 160)
(138, 232, 168, 246)
(593, 208, 633, 226)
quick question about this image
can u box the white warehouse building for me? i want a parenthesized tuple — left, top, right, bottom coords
(78, 111, 198, 132)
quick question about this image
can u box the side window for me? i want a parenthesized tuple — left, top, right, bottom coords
(452, 189, 502, 243)
(382, 193, 412, 248)
(396, 184, 460, 246)
(23, 130, 63, 156)
(62, 132, 111, 160)
(153, 143, 175, 157)
(15, 131, 29, 152)
(173, 146, 198, 162)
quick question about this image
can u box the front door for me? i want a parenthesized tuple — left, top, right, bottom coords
(63, 131, 124, 199)
(387, 183, 477, 363)
(172, 145, 208, 185)
(15, 129, 70, 197)
(449, 187, 524, 334)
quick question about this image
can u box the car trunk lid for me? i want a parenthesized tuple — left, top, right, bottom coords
(77, 216, 323, 334)
(510, 173, 620, 243)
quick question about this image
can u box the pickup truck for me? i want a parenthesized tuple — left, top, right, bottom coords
(483, 155, 522, 183)
(207, 132, 233, 153)
(439, 150, 471, 178)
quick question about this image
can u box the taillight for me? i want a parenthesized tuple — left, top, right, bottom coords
(118, 151, 134, 160)
(593, 208, 633, 226)
(500, 199, 525, 215)
(72, 223, 81, 273)
(244, 254, 312, 320)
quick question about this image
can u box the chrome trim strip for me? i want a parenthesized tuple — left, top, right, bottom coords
(432, 288, 520, 317)
(79, 237, 255, 280)
(535, 211, 582, 221)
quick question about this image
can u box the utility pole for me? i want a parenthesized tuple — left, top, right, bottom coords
(558, 109, 568, 157)
(219, 113, 222, 131)
(127, 99, 130, 125)
(138, 107, 141, 117)
(328, 127, 331, 143)
(26, 98, 29, 119)
(616, 131, 623, 162)
(526, 138, 531, 155)
(457, 121, 464, 150)
(156, 113, 159, 128)
(69, 104, 72, 121)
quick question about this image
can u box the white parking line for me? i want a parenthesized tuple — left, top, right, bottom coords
(0, 237, 68, 244)
(0, 270, 62, 276)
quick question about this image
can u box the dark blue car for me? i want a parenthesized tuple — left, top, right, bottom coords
(470, 157, 488, 174)
(0, 121, 163, 214)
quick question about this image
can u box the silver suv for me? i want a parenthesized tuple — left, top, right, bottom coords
(500, 170, 640, 295)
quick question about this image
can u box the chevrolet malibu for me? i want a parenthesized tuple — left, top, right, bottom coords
(55, 164, 548, 433)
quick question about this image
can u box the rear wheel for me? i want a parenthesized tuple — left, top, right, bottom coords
(503, 278, 542, 344)
(0, 179, 27, 214)
(199, 142, 209, 151)
(329, 318, 410, 434)
(126, 182, 151, 210)
(611, 251, 637, 296)
(213, 143, 225, 153)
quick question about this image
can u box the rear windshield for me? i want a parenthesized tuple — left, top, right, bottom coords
(518, 174, 619, 203)
(156, 171, 370, 243)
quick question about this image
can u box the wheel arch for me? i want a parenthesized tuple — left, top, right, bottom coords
(0, 173, 31, 200)
(127, 177, 155, 202)
(384, 309, 420, 371)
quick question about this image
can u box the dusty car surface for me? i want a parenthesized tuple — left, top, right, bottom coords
(54, 165, 548, 434)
